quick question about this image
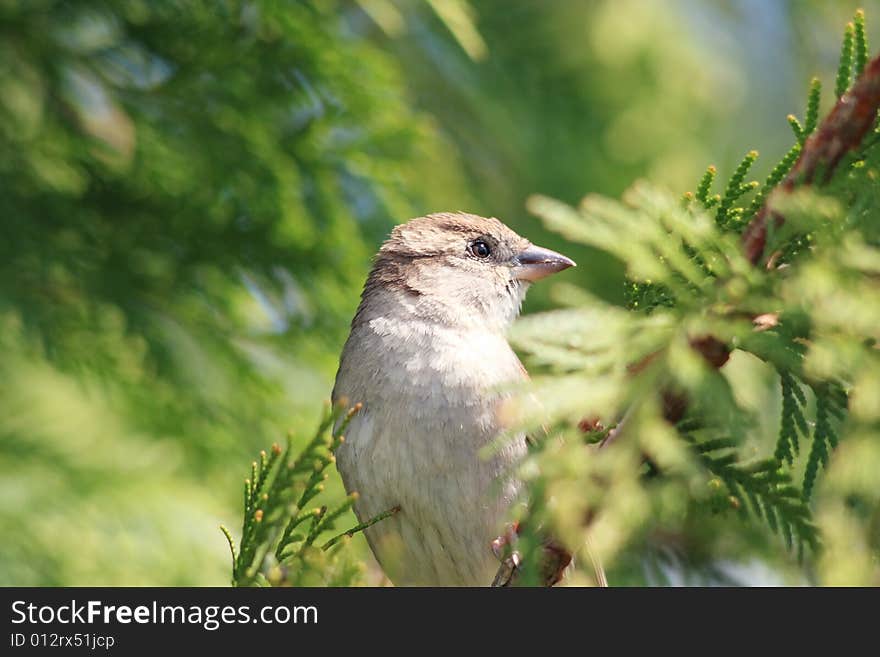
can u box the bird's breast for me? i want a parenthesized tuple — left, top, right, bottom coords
(333, 318, 527, 585)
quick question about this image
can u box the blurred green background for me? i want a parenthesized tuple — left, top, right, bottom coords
(1, 0, 876, 585)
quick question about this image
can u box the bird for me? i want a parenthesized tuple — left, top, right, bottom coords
(332, 212, 576, 586)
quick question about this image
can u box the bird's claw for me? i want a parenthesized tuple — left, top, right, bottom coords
(490, 521, 520, 559)
(490, 551, 521, 587)
(490, 522, 522, 586)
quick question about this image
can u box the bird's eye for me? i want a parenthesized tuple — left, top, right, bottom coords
(468, 239, 492, 259)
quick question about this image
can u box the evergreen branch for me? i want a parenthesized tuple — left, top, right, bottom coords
(295, 493, 361, 554)
(787, 114, 803, 141)
(746, 143, 801, 220)
(716, 150, 758, 229)
(220, 524, 237, 573)
(802, 414, 828, 502)
(315, 494, 359, 537)
(835, 21, 855, 99)
(303, 505, 328, 549)
(224, 401, 396, 586)
(589, 33, 867, 541)
(695, 165, 717, 205)
(738, 181, 760, 197)
(689, 436, 819, 552)
(802, 385, 846, 500)
(803, 78, 822, 139)
(522, 11, 871, 585)
(775, 370, 807, 465)
(855, 9, 868, 77)
(276, 508, 322, 561)
(742, 49, 880, 265)
(789, 373, 808, 406)
(321, 505, 401, 551)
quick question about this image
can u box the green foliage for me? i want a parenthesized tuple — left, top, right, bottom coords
(510, 9, 880, 586)
(695, 165, 717, 206)
(855, 9, 870, 77)
(804, 78, 823, 139)
(716, 150, 759, 229)
(747, 144, 801, 218)
(836, 20, 856, 98)
(775, 370, 808, 466)
(688, 435, 818, 556)
(0, 0, 467, 585)
(222, 403, 379, 587)
(787, 78, 821, 153)
(802, 384, 847, 501)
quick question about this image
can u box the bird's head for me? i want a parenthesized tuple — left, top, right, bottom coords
(365, 212, 575, 331)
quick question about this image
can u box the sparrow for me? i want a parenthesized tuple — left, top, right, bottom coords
(332, 212, 575, 586)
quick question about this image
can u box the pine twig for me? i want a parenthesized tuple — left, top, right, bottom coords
(321, 505, 401, 551)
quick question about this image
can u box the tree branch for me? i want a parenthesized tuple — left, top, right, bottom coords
(742, 50, 880, 266)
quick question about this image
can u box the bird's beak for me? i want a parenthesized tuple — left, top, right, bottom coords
(513, 244, 576, 282)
